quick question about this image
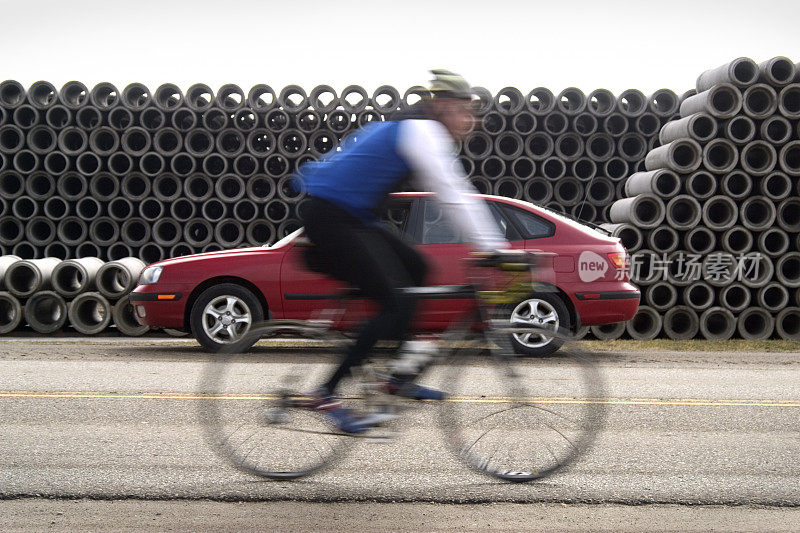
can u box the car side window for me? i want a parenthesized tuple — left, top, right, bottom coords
(488, 203, 522, 241)
(379, 200, 413, 238)
(421, 201, 466, 244)
(499, 204, 555, 239)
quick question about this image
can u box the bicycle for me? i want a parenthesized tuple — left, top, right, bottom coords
(198, 251, 605, 483)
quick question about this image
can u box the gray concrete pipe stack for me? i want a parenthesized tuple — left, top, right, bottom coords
(608, 56, 800, 341)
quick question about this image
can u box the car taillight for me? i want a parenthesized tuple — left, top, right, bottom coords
(608, 252, 627, 269)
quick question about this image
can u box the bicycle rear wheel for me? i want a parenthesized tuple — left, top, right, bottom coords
(439, 319, 605, 482)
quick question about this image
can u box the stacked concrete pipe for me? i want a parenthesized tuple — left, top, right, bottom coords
(607, 56, 800, 340)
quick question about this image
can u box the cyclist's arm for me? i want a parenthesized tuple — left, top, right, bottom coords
(397, 119, 508, 252)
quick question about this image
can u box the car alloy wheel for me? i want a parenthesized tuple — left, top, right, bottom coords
(510, 297, 559, 349)
(201, 295, 253, 344)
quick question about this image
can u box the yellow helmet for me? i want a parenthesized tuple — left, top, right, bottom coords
(429, 69, 473, 100)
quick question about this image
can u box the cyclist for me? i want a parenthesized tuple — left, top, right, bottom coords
(299, 70, 508, 433)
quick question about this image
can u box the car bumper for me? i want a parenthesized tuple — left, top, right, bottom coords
(571, 283, 640, 326)
(129, 285, 188, 328)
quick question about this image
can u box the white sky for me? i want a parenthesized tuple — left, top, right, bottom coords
(1, 0, 797, 98)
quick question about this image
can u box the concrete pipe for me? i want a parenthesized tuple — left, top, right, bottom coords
(75, 151, 101, 176)
(45, 105, 72, 129)
(58, 81, 89, 109)
(153, 128, 182, 157)
(68, 292, 112, 334)
(481, 111, 505, 135)
(572, 112, 597, 136)
(325, 110, 352, 134)
(25, 217, 56, 246)
(553, 177, 583, 207)
(760, 116, 792, 145)
(0, 80, 26, 108)
(776, 252, 800, 288)
(663, 306, 700, 340)
(12, 243, 37, 260)
(112, 295, 149, 336)
(625, 305, 662, 340)
(555, 87, 586, 116)
(265, 199, 290, 224)
(120, 173, 151, 202)
(720, 170, 752, 200)
(590, 322, 626, 340)
(495, 87, 525, 116)
(75, 196, 102, 222)
(214, 174, 246, 203)
(306, 85, 337, 114)
(172, 108, 197, 132)
(153, 83, 183, 112)
(665, 250, 700, 287)
(699, 307, 736, 340)
(89, 217, 120, 246)
(469, 87, 494, 116)
(645, 139, 702, 173)
(108, 107, 133, 130)
(778, 141, 800, 176)
(480, 157, 504, 181)
(544, 202, 566, 214)
(43, 152, 69, 175)
(696, 57, 758, 91)
(604, 158, 629, 182)
(777, 198, 800, 233)
(0, 125, 25, 154)
(647, 225, 680, 254)
(602, 113, 629, 137)
(247, 129, 276, 157)
(89, 173, 120, 202)
(469, 176, 491, 195)
(609, 194, 666, 229)
(108, 197, 134, 222)
(25, 172, 56, 201)
(778, 84, 800, 119)
(684, 281, 715, 311)
(553, 133, 583, 162)
(524, 132, 554, 161)
(0, 291, 22, 334)
(740, 141, 777, 176)
(24, 290, 68, 334)
(543, 112, 568, 135)
(757, 228, 790, 258)
(492, 177, 522, 199)
(153, 173, 182, 202)
(233, 154, 258, 178)
(541, 157, 566, 181)
(76, 106, 102, 129)
(308, 130, 337, 158)
(775, 307, 800, 341)
(185, 83, 214, 112)
(233, 199, 259, 223)
(525, 88, 555, 116)
(169, 243, 194, 258)
(44, 242, 69, 260)
(624, 169, 681, 199)
(739, 251, 774, 289)
(202, 199, 227, 223)
(56, 217, 88, 246)
(184, 218, 214, 247)
(701, 195, 739, 231)
(245, 175, 275, 203)
(214, 219, 245, 248)
(721, 226, 754, 255)
(215, 129, 245, 158)
(680, 84, 742, 119)
(13, 150, 40, 173)
(120, 127, 151, 157)
(278, 219, 302, 238)
(523, 178, 553, 205)
(12, 196, 38, 220)
(617, 89, 647, 118)
(4, 257, 61, 297)
(177, 174, 211, 204)
(121, 82, 151, 111)
(701, 251, 737, 287)
(202, 108, 229, 132)
(277, 175, 305, 203)
(276, 129, 307, 158)
(648, 89, 679, 117)
(169, 198, 196, 223)
(702, 138, 738, 174)
(741, 84, 778, 119)
(737, 307, 774, 340)
(75, 242, 100, 259)
(23, 124, 55, 155)
(758, 282, 790, 313)
(571, 203, 597, 222)
(587, 88, 616, 117)
(719, 283, 751, 313)
(0, 255, 21, 288)
(740, 196, 776, 231)
(571, 158, 596, 182)
(586, 177, 615, 206)
(634, 113, 660, 137)
(96, 257, 146, 299)
(169, 153, 196, 178)
(722, 115, 756, 145)
(51, 257, 104, 297)
(758, 56, 796, 87)
(294, 109, 320, 134)
(645, 281, 678, 311)
(463, 131, 493, 159)
(246, 219, 276, 246)
(138, 198, 165, 223)
(601, 223, 644, 253)
(27, 80, 57, 109)
(120, 218, 151, 248)
(215, 83, 245, 113)
(511, 112, 537, 135)
(139, 243, 164, 265)
(89, 82, 119, 110)
(339, 85, 367, 114)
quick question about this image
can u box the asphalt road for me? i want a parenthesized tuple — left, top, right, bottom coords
(1, 339, 799, 530)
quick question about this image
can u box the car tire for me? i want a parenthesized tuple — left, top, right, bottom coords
(190, 283, 264, 353)
(505, 292, 571, 357)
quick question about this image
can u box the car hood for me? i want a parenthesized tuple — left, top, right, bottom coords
(150, 246, 276, 268)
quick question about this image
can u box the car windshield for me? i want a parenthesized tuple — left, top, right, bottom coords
(266, 228, 303, 248)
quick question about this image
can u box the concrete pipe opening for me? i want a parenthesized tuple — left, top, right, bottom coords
(760, 116, 792, 145)
(663, 306, 699, 340)
(649, 89, 679, 117)
(684, 282, 715, 310)
(511, 157, 535, 180)
(699, 307, 736, 340)
(602, 114, 628, 137)
(758, 228, 789, 258)
(742, 84, 777, 119)
(108, 107, 133, 130)
(741, 141, 777, 176)
(586, 133, 614, 162)
(543, 113, 568, 135)
(779, 141, 800, 176)
(24, 291, 67, 334)
(721, 226, 753, 255)
(186, 84, 214, 112)
(647, 226, 679, 254)
(526, 88, 555, 115)
(719, 283, 750, 313)
(617, 89, 647, 117)
(523, 179, 552, 205)
(724, 116, 756, 144)
(69, 292, 111, 335)
(685, 171, 716, 200)
(702, 139, 738, 174)
(203, 154, 228, 178)
(645, 281, 677, 311)
(721, 171, 752, 199)
(758, 283, 790, 312)
(588, 88, 616, 117)
(778, 84, 800, 119)
(737, 308, 774, 340)
(776, 253, 800, 287)
(0, 292, 22, 334)
(740, 196, 776, 231)
(626, 306, 662, 340)
(776, 308, 800, 341)
(702, 196, 738, 230)
(556, 87, 586, 115)
(739, 251, 775, 289)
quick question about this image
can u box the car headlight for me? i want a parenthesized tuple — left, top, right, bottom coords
(139, 266, 163, 285)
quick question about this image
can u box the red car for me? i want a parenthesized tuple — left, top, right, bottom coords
(131, 193, 639, 356)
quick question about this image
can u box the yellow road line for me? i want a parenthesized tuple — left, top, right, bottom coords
(1, 391, 799, 407)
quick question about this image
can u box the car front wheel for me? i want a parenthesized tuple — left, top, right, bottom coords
(506, 292, 571, 357)
(190, 283, 264, 353)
